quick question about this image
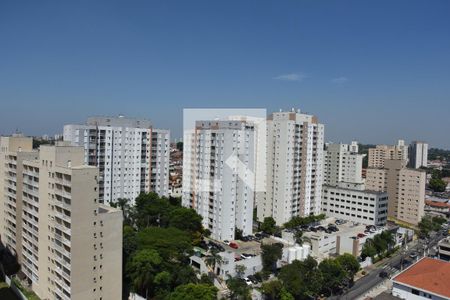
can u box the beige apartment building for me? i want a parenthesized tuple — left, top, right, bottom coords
(258, 110, 324, 225)
(0, 136, 123, 300)
(366, 159, 426, 225)
(367, 140, 408, 168)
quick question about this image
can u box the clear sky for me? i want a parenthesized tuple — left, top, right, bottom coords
(1, 1, 449, 148)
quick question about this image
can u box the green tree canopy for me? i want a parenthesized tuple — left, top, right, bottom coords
(169, 207, 203, 233)
(169, 283, 218, 300)
(126, 249, 162, 296)
(278, 256, 322, 299)
(335, 253, 360, 280)
(137, 227, 194, 261)
(226, 277, 251, 300)
(260, 217, 277, 234)
(318, 258, 347, 295)
(261, 243, 283, 273)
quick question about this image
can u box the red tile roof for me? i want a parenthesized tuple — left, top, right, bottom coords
(393, 258, 450, 298)
(425, 200, 450, 208)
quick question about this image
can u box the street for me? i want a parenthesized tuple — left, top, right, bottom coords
(329, 229, 447, 300)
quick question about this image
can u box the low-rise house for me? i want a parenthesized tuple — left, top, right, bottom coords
(392, 257, 450, 300)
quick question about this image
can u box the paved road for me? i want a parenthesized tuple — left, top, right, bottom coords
(329, 229, 447, 300)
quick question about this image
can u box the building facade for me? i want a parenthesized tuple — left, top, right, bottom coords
(258, 110, 324, 226)
(322, 183, 388, 226)
(408, 141, 428, 169)
(366, 159, 426, 225)
(368, 140, 408, 168)
(182, 120, 257, 241)
(323, 142, 365, 186)
(0, 137, 123, 300)
(64, 116, 170, 204)
(392, 258, 450, 300)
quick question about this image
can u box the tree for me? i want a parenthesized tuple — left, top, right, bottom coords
(361, 241, 377, 260)
(235, 264, 246, 279)
(169, 283, 218, 300)
(294, 230, 311, 246)
(335, 253, 360, 284)
(226, 277, 251, 300)
(261, 244, 283, 273)
(176, 141, 183, 151)
(318, 258, 347, 296)
(137, 227, 194, 261)
(283, 214, 326, 230)
(260, 217, 277, 234)
(123, 225, 138, 261)
(261, 280, 285, 300)
(205, 250, 223, 273)
(235, 228, 244, 240)
(126, 249, 162, 297)
(169, 207, 203, 233)
(429, 177, 447, 192)
(278, 256, 322, 299)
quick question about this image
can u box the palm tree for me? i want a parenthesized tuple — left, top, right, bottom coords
(205, 249, 223, 274)
(294, 230, 311, 246)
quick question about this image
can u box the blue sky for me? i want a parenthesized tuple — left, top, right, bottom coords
(1, 1, 449, 148)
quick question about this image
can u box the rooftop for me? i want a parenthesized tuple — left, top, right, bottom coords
(392, 257, 450, 299)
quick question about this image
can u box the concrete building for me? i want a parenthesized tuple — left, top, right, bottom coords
(408, 141, 428, 169)
(182, 120, 258, 241)
(368, 140, 408, 168)
(296, 218, 384, 260)
(324, 142, 365, 186)
(322, 183, 388, 226)
(438, 238, 450, 261)
(322, 142, 388, 226)
(0, 136, 123, 300)
(64, 116, 170, 204)
(366, 160, 426, 225)
(392, 257, 450, 300)
(258, 110, 324, 226)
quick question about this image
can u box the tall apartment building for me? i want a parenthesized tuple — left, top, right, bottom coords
(64, 116, 170, 204)
(366, 159, 426, 225)
(257, 110, 324, 226)
(322, 142, 388, 226)
(182, 120, 257, 241)
(368, 140, 408, 168)
(408, 141, 428, 169)
(0, 136, 123, 300)
(323, 142, 365, 186)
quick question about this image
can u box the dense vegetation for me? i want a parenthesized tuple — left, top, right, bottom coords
(114, 193, 216, 300)
(418, 215, 447, 238)
(262, 254, 360, 299)
(426, 169, 449, 192)
(428, 148, 450, 162)
(360, 231, 395, 261)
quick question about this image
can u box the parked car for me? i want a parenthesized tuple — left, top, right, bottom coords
(224, 240, 231, 245)
(229, 242, 239, 249)
(244, 277, 252, 286)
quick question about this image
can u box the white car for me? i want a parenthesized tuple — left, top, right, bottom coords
(244, 277, 252, 286)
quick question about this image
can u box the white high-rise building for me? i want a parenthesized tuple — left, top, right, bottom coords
(64, 116, 170, 204)
(321, 141, 388, 226)
(0, 136, 123, 300)
(182, 120, 258, 241)
(257, 110, 325, 226)
(408, 141, 428, 169)
(323, 142, 365, 186)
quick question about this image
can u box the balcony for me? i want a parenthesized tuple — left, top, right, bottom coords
(54, 212, 71, 223)
(54, 277, 71, 295)
(54, 223, 71, 236)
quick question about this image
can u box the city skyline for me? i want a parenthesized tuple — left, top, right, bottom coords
(1, 1, 449, 148)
